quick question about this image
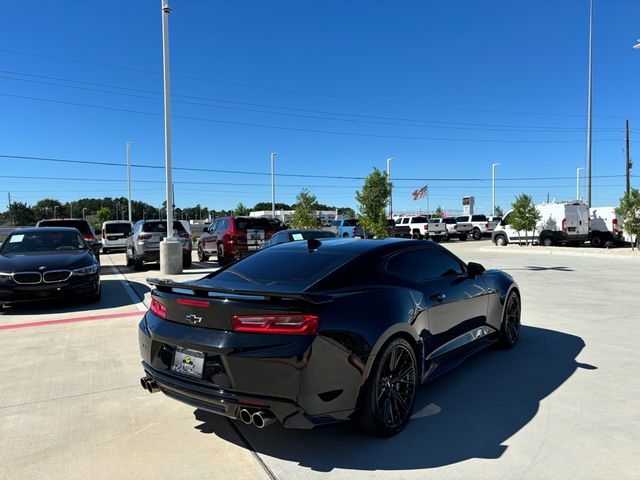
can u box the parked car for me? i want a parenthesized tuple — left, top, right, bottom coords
(267, 218, 288, 232)
(589, 207, 625, 248)
(386, 219, 398, 237)
(394, 216, 430, 239)
(455, 214, 497, 240)
(492, 201, 589, 246)
(197, 216, 275, 265)
(139, 238, 520, 436)
(0, 227, 101, 310)
(324, 218, 363, 238)
(125, 220, 192, 270)
(430, 218, 472, 241)
(101, 220, 132, 253)
(259, 229, 337, 250)
(425, 218, 448, 241)
(36, 218, 102, 261)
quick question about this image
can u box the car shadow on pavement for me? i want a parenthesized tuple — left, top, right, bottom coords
(0, 279, 150, 316)
(193, 325, 593, 472)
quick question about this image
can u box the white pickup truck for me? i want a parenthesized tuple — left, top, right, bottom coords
(430, 218, 472, 241)
(455, 214, 499, 240)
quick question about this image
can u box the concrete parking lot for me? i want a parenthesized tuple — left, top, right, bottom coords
(1, 240, 639, 479)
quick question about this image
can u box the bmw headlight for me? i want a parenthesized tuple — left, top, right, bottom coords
(73, 264, 99, 276)
(0, 272, 12, 282)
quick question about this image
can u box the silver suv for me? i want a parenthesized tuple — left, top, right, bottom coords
(125, 220, 192, 270)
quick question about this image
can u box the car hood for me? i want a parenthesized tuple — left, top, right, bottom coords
(0, 251, 96, 273)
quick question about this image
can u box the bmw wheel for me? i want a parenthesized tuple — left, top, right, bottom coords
(359, 337, 418, 436)
(499, 292, 521, 348)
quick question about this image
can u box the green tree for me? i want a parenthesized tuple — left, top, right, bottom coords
(32, 199, 62, 221)
(290, 189, 319, 229)
(509, 194, 541, 245)
(615, 188, 640, 251)
(356, 168, 392, 238)
(234, 202, 250, 216)
(9, 202, 36, 226)
(434, 205, 444, 217)
(96, 207, 113, 226)
(337, 207, 356, 218)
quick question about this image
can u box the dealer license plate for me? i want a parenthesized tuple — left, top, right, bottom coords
(171, 348, 205, 378)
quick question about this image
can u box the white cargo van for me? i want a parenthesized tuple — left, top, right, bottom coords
(589, 207, 625, 247)
(101, 220, 132, 252)
(492, 201, 590, 246)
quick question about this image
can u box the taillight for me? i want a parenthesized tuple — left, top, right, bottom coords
(150, 297, 167, 319)
(231, 314, 320, 335)
(138, 234, 152, 240)
(352, 228, 356, 235)
(453, 224, 458, 230)
(424, 224, 429, 231)
(83, 234, 94, 241)
(176, 298, 209, 308)
(485, 223, 488, 229)
(562, 218, 567, 232)
(612, 218, 618, 233)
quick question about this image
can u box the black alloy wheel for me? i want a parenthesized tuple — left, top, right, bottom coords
(590, 235, 603, 248)
(359, 338, 418, 436)
(472, 228, 482, 240)
(499, 292, 521, 348)
(216, 245, 229, 266)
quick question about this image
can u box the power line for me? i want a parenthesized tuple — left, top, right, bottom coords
(0, 154, 634, 182)
(0, 70, 624, 133)
(0, 47, 633, 120)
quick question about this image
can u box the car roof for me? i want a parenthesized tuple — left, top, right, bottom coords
(10, 227, 81, 234)
(273, 237, 439, 255)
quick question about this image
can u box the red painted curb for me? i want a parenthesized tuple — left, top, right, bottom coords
(0, 310, 144, 331)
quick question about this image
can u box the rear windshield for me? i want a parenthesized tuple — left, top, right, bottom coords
(38, 220, 92, 235)
(290, 231, 337, 241)
(1, 230, 86, 254)
(455, 216, 468, 222)
(342, 219, 358, 227)
(142, 221, 186, 233)
(104, 223, 132, 234)
(213, 249, 357, 287)
(443, 218, 457, 224)
(234, 218, 274, 231)
(411, 216, 428, 223)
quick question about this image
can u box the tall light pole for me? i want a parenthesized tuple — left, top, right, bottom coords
(159, 0, 182, 274)
(271, 152, 277, 218)
(576, 167, 584, 201)
(386, 157, 394, 218)
(126, 141, 132, 223)
(585, 0, 594, 207)
(492, 163, 500, 217)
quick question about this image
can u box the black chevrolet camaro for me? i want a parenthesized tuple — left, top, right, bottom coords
(0, 227, 101, 310)
(139, 238, 520, 436)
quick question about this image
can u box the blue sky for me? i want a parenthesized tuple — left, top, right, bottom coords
(1, 0, 639, 216)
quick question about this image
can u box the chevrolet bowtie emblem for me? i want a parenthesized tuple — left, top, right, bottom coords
(186, 314, 202, 325)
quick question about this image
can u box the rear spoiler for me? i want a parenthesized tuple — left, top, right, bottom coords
(147, 277, 334, 305)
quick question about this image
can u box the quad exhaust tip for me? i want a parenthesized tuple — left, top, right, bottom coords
(140, 376, 160, 394)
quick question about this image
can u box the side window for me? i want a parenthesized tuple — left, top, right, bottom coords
(386, 248, 463, 281)
(502, 212, 513, 226)
(218, 219, 228, 231)
(472, 215, 487, 222)
(209, 221, 218, 232)
(329, 221, 339, 227)
(402, 218, 409, 224)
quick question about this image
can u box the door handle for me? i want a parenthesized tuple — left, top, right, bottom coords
(430, 293, 446, 302)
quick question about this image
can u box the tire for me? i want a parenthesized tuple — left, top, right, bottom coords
(133, 258, 144, 271)
(102, 248, 109, 255)
(459, 234, 468, 241)
(498, 291, 521, 348)
(590, 235, 603, 248)
(217, 245, 230, 266)
(472, 228, 482, 241)
(357, 337, 418, 436)
(126, 249, 134, 267)
(342, 233, 350, 238)
(88, 285, 102, 303)
(183, 253, 192, 268)
(442, 232, 450, 242)
(197, 245, 210, 262)
(541, 236, 554, 247)
(494, 234, 507, 246)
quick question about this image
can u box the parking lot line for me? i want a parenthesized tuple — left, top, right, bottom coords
(0, 310, 142, 331)
(104, 254, 148, 311)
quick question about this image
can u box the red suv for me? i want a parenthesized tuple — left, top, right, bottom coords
(196, 216, 275, 265)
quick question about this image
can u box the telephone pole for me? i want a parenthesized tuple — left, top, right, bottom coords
(7, 192, 12, 226)
(626, 118, 631, 195)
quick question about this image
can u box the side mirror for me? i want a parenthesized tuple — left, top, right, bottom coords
(467, 262, 485, 278)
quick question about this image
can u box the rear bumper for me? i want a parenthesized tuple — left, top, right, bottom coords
(138, 312, 364, 428)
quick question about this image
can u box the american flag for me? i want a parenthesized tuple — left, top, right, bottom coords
(411, 185, 428, 200)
